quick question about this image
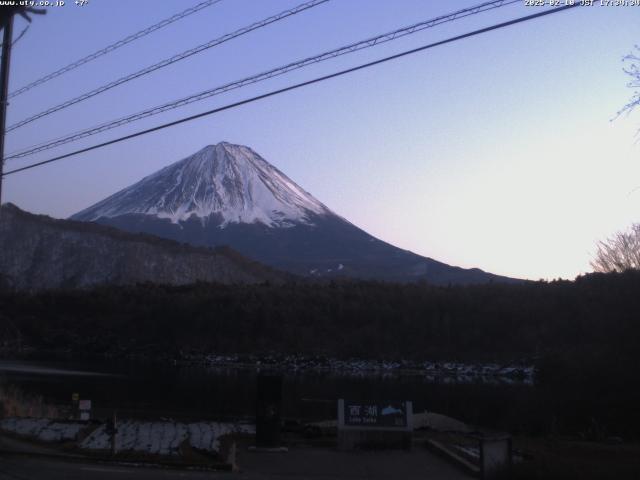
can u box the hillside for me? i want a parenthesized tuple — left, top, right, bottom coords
(0, 203, 285, 290)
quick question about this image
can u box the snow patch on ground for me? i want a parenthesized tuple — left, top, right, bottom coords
(1, 417, 254, 455)
(412, 412, 472, 433)
(80, 420, 254, 455)
(1, 418, 84, 442)
(454, 444, 480, 459)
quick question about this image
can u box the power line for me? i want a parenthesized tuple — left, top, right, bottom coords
(11, 24, 29, 46)
(7, 0, 520, 159)
(0, 24, 29, 49)
(2, 4, 580, 178)
(6, 0, 329, 133)
(8, 0, 224, 99)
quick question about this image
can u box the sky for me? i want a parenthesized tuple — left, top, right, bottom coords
(2, 0, 639, 281)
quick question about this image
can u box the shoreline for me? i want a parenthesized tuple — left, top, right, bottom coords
(0, 352, 535, 384)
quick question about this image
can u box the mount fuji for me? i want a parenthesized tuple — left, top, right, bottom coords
(71, 142, 513, 284)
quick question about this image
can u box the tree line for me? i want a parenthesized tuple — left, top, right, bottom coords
(0, 271, 638, 367)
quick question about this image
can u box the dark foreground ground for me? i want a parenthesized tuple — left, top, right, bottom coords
(3, 429, 640, 479)
(0, 446, 471, 480)
(5, 431, 640, 480)
(0, 456, 222, 479)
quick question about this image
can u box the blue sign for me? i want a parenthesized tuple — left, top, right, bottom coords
(343, 400, 408, 428)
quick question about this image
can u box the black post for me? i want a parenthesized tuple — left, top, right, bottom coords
(255, 372, 283, 448)
(0, 13, 13, 210)
(107, 411, 118, 456)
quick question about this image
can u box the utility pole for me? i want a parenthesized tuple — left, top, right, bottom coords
(0, 6, 45, 213)
(0, 13, 14, 210)
(107, 411, 118, 456)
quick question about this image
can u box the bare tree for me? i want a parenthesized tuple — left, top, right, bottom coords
(591, 223, 640, 273)
(616, 45, 640, 121)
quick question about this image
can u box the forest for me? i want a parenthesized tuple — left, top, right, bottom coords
(1, 271, 638, 360)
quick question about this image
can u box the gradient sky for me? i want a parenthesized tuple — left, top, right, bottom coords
(3, 0, 639, 280)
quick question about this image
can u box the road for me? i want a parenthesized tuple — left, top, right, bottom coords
(0, 456, 224, 479)
(0, 447, 473, 480)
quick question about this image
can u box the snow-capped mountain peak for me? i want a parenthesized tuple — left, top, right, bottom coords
(71, 142, 516, 285)
(72, 142, 331, 227)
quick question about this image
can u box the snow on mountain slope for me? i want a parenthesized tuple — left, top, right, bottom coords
(72, 142, 330, 227)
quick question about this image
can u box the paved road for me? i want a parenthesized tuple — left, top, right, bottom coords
(0, 447, 473, 480)
(0, 456, 223, 479)
(236, 447, 473, 480)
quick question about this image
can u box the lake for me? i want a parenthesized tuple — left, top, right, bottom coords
(0, 359, 538, 432)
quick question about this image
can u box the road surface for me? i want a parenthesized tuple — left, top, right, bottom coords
(0, 456, 221, 479)
(0, 447, 473, 479)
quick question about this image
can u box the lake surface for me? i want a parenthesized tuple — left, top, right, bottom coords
(0, 359, 536, 430)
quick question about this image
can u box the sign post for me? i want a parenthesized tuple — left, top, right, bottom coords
(106, 412, 118, 456)
(71, 392, 79, 419)
(254, 372, 285, 450)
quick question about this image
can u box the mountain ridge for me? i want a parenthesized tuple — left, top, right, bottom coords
(0, 203, 287, 290)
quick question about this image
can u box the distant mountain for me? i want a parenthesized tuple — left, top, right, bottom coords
(0, 203, 285, 290)
(72, 142, 516, 285)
